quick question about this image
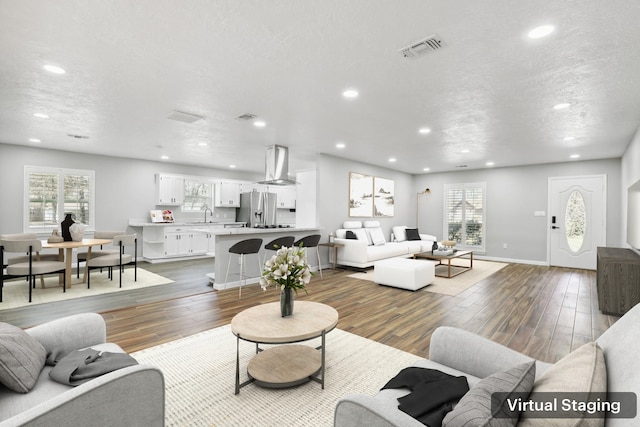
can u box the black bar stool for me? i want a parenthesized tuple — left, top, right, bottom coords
(262, 236, 295, 264)
(224, 238, 263, 298)
(293, 234, 322, 279)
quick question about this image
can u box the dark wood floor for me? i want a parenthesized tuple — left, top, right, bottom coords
(1, 259, 618, 363)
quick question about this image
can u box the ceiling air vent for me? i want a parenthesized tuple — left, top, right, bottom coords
(167, 110, 204, 124)
(236, 113, 258, 121)
(67, 134, 90, 140)
(399, 34, 446, 59)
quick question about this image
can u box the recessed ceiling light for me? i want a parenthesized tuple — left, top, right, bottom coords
(33, 113, 49, 119)
(336, 142, 346, 149)
(29, 138, 41, 143)
(342, 89, 359, 99)
(486, 161, 495, 166)
(197, 142, 208, 146)
(254, 120, 266, 127)
(553, 103, 571, 110)
(43, 64, 66, 74)
(528, 25, 555, 39)
(161, 155, 169, 160)
(461, 149, 470, 154)
(418, 127, 431, 135)
(229, 165, 236, 168)
(388, 157, 397, 162)
(423, 167, 430, 172)
(570, 154, 580, 159)
(563, 136, 576, 141)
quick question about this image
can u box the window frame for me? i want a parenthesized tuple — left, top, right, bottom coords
(442, 182, 486, 252)
(181, 177, 214, 212)
(24, 166, 96, 233)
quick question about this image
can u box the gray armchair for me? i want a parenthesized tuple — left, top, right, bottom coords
(0, 313, 164, 427)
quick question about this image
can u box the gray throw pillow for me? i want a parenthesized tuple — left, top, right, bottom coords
(0, 323, 47, 393)
(443, 361, 536, 427)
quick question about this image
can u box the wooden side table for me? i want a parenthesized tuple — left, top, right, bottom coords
(318, 242, 344, 272)
(231, 301, 339, 394)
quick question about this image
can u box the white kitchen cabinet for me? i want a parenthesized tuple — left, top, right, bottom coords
(164, 227, 191, 257)
(241, 182, 266, 193)
(214, 182, 241, 207)
(157, 174, 185, 206)
(271, 186, 296, 209)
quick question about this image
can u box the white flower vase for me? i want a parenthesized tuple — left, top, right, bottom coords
(69, 223, 86, 242)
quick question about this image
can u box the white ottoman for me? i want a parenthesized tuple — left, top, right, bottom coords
(374, 258, 436, 291)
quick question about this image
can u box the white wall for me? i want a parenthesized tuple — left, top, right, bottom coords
(621, 126, 640, 249)
(413, 158, 622, 264)
(0, 143, 261, 235)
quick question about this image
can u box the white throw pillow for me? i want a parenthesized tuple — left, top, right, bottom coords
(367, 227, 386, 246)
(392, 226, 408, 242)
(351, 228, 370, 244)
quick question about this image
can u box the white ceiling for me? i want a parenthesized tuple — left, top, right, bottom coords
(2, 1, 640, 175)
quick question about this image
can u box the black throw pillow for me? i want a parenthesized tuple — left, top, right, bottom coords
(346, 230, 358, 239)
(405, 228, 421, 241)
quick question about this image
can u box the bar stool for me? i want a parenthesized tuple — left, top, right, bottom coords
(224, 238, 263, 298)
(262, 236, 295, 265)
(293, 234, 322, 279)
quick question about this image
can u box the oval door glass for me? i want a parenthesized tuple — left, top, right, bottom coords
(565, 190, 586, 252)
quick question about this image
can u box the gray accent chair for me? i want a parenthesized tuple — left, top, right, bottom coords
(76, 230, 123, 278)
(0, 313, 165, 427)
(334, 302, 640, 427)
(0, 233, 60, 289)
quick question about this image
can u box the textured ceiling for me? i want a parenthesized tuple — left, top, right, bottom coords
(1, 0, 640, 175)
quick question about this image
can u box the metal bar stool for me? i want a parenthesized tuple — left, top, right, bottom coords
(262, 236, 295, 265)
(293, 234, 322, 279)
(225, 238, 263, 298)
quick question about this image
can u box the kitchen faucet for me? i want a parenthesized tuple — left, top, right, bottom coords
(203, 207, 213, 223)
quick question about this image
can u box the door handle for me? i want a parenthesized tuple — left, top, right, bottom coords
(551, 226, 560, 229)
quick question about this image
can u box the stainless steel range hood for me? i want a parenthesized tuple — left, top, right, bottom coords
(257, 145, 299, 186)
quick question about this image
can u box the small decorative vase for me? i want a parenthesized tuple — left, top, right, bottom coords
(280, 287, 294, 317)
(61, 213, 75, 242)
(47, 230, 64, 243)
(69, 223, 86, 242)
(432, 241, 438, 251)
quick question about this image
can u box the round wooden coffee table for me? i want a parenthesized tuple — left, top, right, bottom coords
(231, 301, 339, 394)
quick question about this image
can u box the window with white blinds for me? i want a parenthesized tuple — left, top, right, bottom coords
(443, 182, 486, 251)
(24, 166, 95, 232)
(182, 178, 213, 212)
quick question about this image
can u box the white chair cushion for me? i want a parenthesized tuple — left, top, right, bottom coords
(351, 228, 370, 245)
(6, 261, 65, 276)
(87, 254, 133, 268)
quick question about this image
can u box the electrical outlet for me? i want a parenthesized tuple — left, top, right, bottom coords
(503, 243, 508, 249)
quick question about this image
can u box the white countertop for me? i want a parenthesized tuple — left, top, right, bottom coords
(211, 226, 321, 236)
(129, 221, 246, 227)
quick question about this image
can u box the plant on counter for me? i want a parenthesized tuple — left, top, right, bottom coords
(260, 245, 312, 293)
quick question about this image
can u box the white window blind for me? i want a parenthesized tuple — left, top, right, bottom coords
(24, 166, 95, 232)
(182, 178, 213, 212)
(443, 182, 486, 251)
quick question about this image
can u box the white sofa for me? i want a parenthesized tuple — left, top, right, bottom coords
(335, 221, 437, 269)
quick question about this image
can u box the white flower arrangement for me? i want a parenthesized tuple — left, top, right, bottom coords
(260, 246, 312, 293)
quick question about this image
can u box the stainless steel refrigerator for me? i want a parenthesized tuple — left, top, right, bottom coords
(237, 191, 277, 228)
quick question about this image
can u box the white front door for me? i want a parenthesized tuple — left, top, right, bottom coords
(548, 175, 606, 269)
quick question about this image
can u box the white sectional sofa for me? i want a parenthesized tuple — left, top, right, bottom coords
(335, 221, 437, 269)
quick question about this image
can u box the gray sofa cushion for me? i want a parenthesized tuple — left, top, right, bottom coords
(442, 361, 536, 426)
(0, 323, 47, 393)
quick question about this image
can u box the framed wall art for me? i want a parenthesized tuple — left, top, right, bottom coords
(349, 172, 373, 217)
(373, 177, 394, 217)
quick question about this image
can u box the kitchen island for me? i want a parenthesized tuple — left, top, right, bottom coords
(210, 227, 322, 291)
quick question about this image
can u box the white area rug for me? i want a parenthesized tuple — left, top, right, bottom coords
(0, 268, 173, 310)
(348, 260, 507, 296)
(131, 324, 421, 427)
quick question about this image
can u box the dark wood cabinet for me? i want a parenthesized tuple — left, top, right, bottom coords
(596, 247, 640, 316)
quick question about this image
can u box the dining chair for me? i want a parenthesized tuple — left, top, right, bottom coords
(76, 230, 124, 278)
(0, 238, 67, 303)
(86, 234, 137, 288)
(224, 238, 263, 298)
(0, 233, 61, 288)
(293, 234, 323, 279)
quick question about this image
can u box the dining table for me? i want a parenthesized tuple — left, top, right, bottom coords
(42, 238, 112, 287)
